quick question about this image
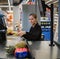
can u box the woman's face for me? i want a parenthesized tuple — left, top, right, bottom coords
(29, 15, 37, 25)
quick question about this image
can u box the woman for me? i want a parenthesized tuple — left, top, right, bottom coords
(18, 13, 42, 41)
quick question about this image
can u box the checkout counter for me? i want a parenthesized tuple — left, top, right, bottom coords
(0, 36, 59, 59)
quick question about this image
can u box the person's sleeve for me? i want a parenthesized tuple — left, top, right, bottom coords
(22, 30, 41, 40)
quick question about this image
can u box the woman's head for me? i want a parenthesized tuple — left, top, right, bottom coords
(29, 13, 38, 26)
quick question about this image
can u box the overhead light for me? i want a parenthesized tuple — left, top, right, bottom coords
(46, 0, 58, 4)
(53, 1, 58, 3)
(0, 5, 13, 7)
(46, 0, 52, 4)
(46, 0, 58, 6)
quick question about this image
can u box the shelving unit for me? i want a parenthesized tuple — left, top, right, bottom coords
(54, 13, 58, 41)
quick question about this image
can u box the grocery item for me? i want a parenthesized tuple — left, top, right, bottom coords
(15, 41, 27, 48)
(5, 46, 15, 55)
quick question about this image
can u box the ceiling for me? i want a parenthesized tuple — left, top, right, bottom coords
(0, 0, 58, 7)
(0, 0, 58, 13)
(44, 0, 58, 8)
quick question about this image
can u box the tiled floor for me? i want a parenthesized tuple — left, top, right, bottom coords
(0, 36, 60, 59)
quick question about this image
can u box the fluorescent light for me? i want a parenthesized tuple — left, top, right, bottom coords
(46, 0, 52, 4)
(53, 1, 58, 3)
(46, 0, 58, 4)
(0, 5, 13, 7)
(46, 0, 58, 6)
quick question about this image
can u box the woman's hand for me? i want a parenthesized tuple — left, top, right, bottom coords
(18, 31, 26, 37)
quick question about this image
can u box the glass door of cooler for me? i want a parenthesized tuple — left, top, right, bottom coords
(41, 20, 51, 41)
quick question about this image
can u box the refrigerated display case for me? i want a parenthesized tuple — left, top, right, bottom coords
(40, 17, 51, 41)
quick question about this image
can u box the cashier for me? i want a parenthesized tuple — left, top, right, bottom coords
(18, 13, 42, 41)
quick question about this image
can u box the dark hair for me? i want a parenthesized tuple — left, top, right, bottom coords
(29, 13, 37, 19)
